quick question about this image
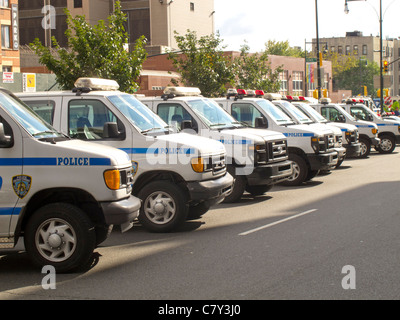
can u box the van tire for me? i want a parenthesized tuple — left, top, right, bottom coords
(223, 166, 246, 203)
(281, 154, 307, 186)
(137, 181, 188, 232)
(359, 137, 371, 158)
(377, 134, 395, 154)
(24, 203, 96, 273)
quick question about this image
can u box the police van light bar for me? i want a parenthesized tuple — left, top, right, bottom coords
(237, 89, 247, 96)
(264, 93, 282, 101)
(164, 87, 201, 97)
(74, 78, 120, 91)
(255, 90, 265, 97)
(298, 96, 306, 101)
(320, 98, 331, 104)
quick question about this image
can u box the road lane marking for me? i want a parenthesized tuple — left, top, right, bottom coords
(238, 209, 318, 236)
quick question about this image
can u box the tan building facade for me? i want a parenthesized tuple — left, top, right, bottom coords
(1, 0, 20, 72)
(314, 31, 400, 97)
(18, 0, 215, 53)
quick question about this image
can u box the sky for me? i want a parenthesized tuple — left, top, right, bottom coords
(214, 0, 400, 52)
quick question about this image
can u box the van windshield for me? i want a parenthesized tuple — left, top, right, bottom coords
(255, 99, 294, 125)
(0, 91, 62, 138)
(280, 101, 313, 124)
(108, 94, 170, 134)
(295, 103, 327, 123)
(187, 98, 242, 129)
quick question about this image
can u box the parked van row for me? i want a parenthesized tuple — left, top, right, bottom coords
(6, 79, 396, 272)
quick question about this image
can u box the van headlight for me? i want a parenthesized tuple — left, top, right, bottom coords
(311, 135, 324, 153)
(191, 157, 205, 173)
(249, 143, 267, 164)
(104, 170, 121, 190)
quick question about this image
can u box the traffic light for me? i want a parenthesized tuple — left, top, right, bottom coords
(377, 89, 381, 98)
(313, 90, 318, 99)
(323, 89, 328, 98)
(363, 86, 367, 96)
(383, 60, 389, 73)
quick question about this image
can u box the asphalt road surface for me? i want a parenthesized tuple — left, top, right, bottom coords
(1, 149, 400, 301)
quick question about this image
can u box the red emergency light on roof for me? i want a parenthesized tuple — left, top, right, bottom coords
(286, 95, 293, 100)
(255, 90, 264, 97)
(298, 96, 305, 101)
(237, 89, 247, 95)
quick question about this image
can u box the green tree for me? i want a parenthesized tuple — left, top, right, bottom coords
(264, 40, 305, 58)
(168, 30, 236, 97)
(332, 56, 379, 96)
(234, 42, 283, 93)
(30, 1, 147, 93)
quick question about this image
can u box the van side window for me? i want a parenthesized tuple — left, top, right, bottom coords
(157, 103, 197, 131)
(24, 100, 55, 125)
(0, 116, 13, 147)
(231, 103, 265, 127)
(68, 99, 125, 140)
(321, 106, 340, 122)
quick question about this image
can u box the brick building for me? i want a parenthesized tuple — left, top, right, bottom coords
(1, 0, 20, 73)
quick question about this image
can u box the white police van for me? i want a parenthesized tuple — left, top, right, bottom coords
(17, 78, 233, 233)
(290, 100, 361, 159)
(140, 87, 293, 202)
(215, 90, 339, 186)
(270, 97, 347, 169)
(340, 99, 400, 154)
(311, 99, 380, 158)
(0, 88, 141, 272)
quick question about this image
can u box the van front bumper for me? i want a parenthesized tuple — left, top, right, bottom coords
(187, 173, 234, 206)
(100, 195, 141, 232)
(344, 142, 361, 158)
(308, 151, 338, 171)
(246, 160, 294, 186)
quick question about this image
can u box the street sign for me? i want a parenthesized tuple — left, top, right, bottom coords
(306, 58, 317, 63)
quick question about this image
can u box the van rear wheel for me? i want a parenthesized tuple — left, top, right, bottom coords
(377, 135, 395, 154)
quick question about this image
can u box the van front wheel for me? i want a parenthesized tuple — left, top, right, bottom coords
(137, 181, 188, 232)
(24, 203, 96, 273)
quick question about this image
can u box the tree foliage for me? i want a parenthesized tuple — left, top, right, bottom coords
(235, 42, 282, 93)
(264, 40, 305, 58)
(30, 1, 147, 93)
(325, 52, 379, 95)
(168, 30, 236, 97)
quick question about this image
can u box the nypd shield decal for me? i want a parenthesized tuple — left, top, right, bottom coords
(12, 175, 32, 199)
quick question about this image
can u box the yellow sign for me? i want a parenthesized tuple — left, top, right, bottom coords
(23, 73, 36, 92)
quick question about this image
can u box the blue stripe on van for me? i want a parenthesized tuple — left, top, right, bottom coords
(0, 207, 21, 216)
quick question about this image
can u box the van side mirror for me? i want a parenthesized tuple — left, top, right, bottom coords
(181, 120, 192, 130)
(103, 122, 120, 139)
(338, 114, 346, 123)
(255, 117, 267, 128)
(0, 122, 12, 148)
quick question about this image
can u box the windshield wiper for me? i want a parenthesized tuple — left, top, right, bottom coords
(32, 131, 58, 137)
(141, 127, 161, 134)
(210, 123, 227, 127)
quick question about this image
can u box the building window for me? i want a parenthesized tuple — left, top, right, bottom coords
(190, 2, 194, 11)
(1, 25, 10, 49)
(74, 0, 82, 8)
(0, 0, 9, 8)
(345, 45, 351, 55)
(2, 66, 11, 72)
(353, 45, 358, 55)
(292, 71, 303, 93)
(330, 46, 335, 53)
(279, 71, 288, 94)
(363, 45, 367, 55)
(338, 46, 343, 54)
